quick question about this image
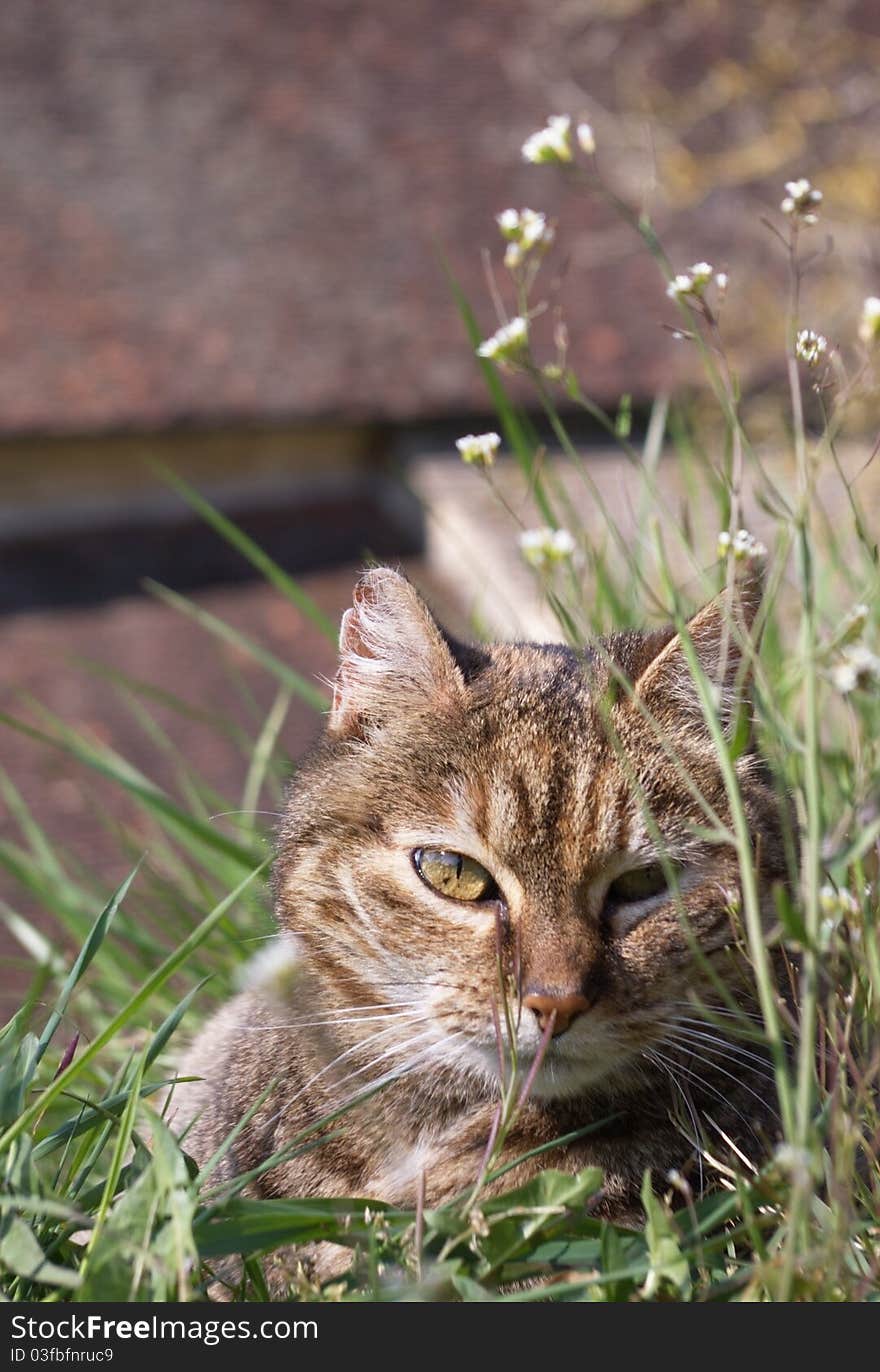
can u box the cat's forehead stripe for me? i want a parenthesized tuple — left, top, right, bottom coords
(463, 747, 633, 878)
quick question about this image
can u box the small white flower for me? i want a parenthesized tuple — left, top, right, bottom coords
(719, 528, 766, 562)
(455, 431, 501, 467)
(496, 208, 521, 239)
(476, 315, 529, 365)
(520, 209, 553, 250)
(667, 273, 695, 299)
(831, 659, 859, 693)
(576, 122, 596, 154)
(519, 526, 576, 568)
(858, 295, 880, 346)
(831, 641, 880, 693)
(522, 115, 572, 165)
(667, 263, 717, 301)
(716, 271, 729, 294)
(795, 329, 828, 367)
(781, 177, 823, 224)
(496, 208, 555, 271)
(735, 528, 767, 560)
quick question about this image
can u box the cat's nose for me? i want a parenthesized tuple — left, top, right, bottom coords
(523, 992, 591, 1037)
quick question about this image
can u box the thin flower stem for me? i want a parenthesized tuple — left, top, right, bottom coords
(783, 223, 824, 1292)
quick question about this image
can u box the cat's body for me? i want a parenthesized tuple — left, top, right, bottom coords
(178, 568, 787, 1294)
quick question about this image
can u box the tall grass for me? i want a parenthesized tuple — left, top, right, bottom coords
(1, 126, 878, 1300)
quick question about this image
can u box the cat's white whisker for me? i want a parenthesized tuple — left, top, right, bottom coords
(666, 1023, 779, 1076)
(672, 1011, 795, 1050)
(317, 999, 424, 1011)
(247, 997, 423, 1019)
(662, 1030, 780, 1097)
(324, 1033, 467, 1123)
(652, 1040, 768, 1143)
(648, 1046, 755, 1149)
(278, 1028, 440, 1122)
(643, 1047, 706, 1194)
(240, 1009, 427, 1032)
(262, 1019, 429, 1129)
(668, 1001, 767, 1025)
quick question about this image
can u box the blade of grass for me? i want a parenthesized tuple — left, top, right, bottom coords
(83, 1043, 149, 1265)
(0, 858, 269, 1153)
(240, 687, 292, 834)
(152, 463, 338, 640)
(143, 580, 330, 714)
(0, 707, 263, 873)
(35, 864, 141, 1066)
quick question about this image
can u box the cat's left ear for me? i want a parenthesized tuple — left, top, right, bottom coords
(632, 569, 762, 737)
(329, 568, 468, 740)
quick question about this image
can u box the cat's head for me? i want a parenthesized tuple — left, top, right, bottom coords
(275, 567, 786, 1102)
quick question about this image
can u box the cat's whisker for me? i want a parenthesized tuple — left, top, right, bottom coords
(649, 1043, 764, 1146)
(672, 1009, 771, 1033)
(240, 1009, 427, 1032)
(252, 998, 424, 1017)
(669, 1041, 778, 1086)
(261, 1019, 429, 1130)
(664, 1023, 779, 1076)
(332, 1026, 467, 1100)
(278, 1026, 438, 1121)
(642, 1047, 706, 1194)
(272, 1029, 444, 1132)
(655, 1036, 779, 1130)
(326, 1032, 468, 1120)
(315, 999, 424, 1011)
(665, 1044, 779, 1096)
(672, 1011, 796, 1050)
(661, 1028, 779, 1092)
(667, 1001, 767, 1025)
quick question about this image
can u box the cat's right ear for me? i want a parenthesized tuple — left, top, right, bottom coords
(328, 568, 467, 740)
(631, 566, 762, 737)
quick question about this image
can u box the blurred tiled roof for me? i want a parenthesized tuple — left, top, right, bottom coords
(1, 0, 878, 433)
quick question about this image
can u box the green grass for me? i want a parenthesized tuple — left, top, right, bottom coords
(1, 134, 879, 1301)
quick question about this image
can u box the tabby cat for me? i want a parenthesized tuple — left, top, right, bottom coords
(178, 566, 786, 1291)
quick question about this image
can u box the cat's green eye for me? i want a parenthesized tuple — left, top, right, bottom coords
(607, 863, 672, 905)
(413, 848, 497, 903)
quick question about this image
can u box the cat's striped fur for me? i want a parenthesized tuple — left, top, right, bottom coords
(177, 567, 788, 1294)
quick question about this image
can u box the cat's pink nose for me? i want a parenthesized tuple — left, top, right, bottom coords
(523, 993, 591, 1037)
